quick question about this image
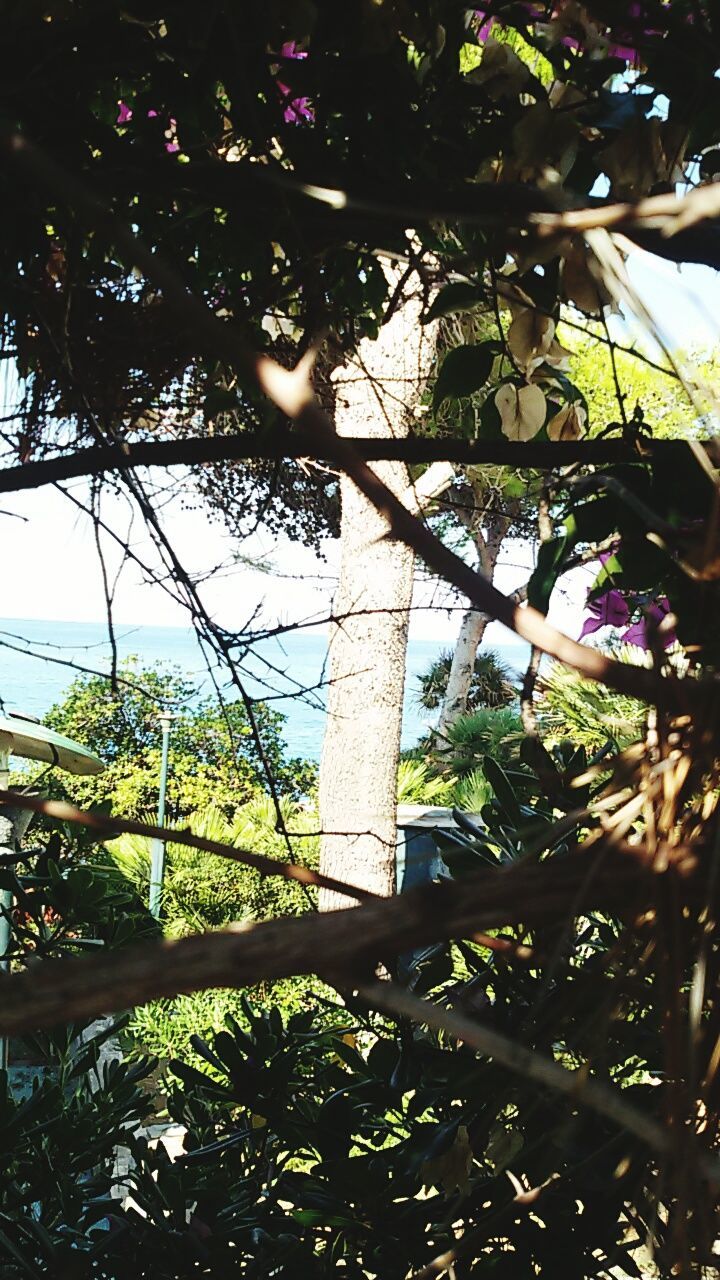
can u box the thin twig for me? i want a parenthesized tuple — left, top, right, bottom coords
(0, 790, 373, 902)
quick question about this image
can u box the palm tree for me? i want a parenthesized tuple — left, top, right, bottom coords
(417, 648, 517, 714)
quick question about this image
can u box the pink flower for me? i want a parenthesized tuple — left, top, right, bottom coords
(622, 600, 676, 650)
(117, 101, 132, 124)
(579, 589, 630, 640)
(277, 40, 314, 125)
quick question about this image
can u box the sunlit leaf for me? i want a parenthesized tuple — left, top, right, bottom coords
(507, 309, 555, 374)
(495, 381, 546, 440)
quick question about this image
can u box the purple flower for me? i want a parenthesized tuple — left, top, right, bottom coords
(117, 101, 132, 124)
(622, 600, 676, 650)
(280, 40, 307, 61)
(277, 40, 314, 125)
(579, 589, 629, 640)
(282, 95, 314, 124)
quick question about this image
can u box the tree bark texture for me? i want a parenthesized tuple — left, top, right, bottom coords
(435, 608, 490, 742)
(319, 281, 437, 909)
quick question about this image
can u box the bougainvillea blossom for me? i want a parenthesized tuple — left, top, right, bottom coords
(622, 599, 676, 650)
(116, 103, 180, 151)
(277, 41, 314, 125)
(579, 589, 629, 639)
(579, 545, 676, 650)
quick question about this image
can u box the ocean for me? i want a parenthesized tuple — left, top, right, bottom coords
(0, 617, 528, 762)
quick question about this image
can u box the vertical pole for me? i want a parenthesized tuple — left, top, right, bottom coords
(149, 713, 172, 920)
(0, 747, 11, 1072)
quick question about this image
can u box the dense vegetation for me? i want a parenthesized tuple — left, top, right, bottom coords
(1, 1, 720, 1276)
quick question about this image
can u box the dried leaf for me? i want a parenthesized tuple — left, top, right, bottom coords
(421, 1125, 473, 1194)
(547, 401, 587, 440)
(467, 38, 529, 100)
(544, 338, 573, 370)
(485, 1123, 524, 1173)
(495, 382, 546, 441)
(561, 241, 605, 315)
(507, 309, 555, 374)
(512, 102, 580, 184)
(599, 119, 688, 200)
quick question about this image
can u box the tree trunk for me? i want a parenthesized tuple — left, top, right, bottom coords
(319, 281, 437, 910)
(435, 608, 490, 743)
(434, 504, 515, 741)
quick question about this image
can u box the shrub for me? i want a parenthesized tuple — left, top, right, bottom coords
(43, 658, 317, 821)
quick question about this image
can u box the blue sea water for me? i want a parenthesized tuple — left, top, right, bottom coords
(0, 617, 528, 762)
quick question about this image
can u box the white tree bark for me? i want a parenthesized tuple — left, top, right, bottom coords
(318, 279, 440, 910)
(434, 502, 518, 741)
(435, 607, 490, 743)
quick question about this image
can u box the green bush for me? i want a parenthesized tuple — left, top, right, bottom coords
(43, 658, 317, 821)
(103, 797, 319, 937)
(99, 797, 325, 1058)
(537, 659, 645, 755)
(434, 706, 524, 777)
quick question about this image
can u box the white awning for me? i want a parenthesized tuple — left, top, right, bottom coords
(0, 713, 105, 776)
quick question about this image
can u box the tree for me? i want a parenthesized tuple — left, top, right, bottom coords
(318, 277, 452, 907)
(2, 5, 720, 1272)
(417, 646, 516, 715)
(44, 660, 315, 820)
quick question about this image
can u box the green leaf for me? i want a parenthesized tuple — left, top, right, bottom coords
(424, 282, 483, 323)
(291, 1208, 358, 1229)
(482, 756, 521, 826)
(433, 343, 496, 410)
(570, 497, 621, 543)
(527, 533, 572, 614)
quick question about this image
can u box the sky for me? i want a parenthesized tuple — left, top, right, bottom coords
(0, 248, 717, 648)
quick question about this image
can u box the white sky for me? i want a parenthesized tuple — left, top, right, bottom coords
(0, 250, 717, 645)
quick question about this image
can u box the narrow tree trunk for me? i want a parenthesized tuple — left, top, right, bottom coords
(319, 282, 437, 910)
(434, 506, 513, 741)
(435, 608, 490, 743)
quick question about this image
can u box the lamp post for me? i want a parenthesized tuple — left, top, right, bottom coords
(149, 711, 172, 920)
(0, 712, 104, 1071)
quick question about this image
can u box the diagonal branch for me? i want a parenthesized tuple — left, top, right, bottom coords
(0, 845, 646, 1036)
(0, 791, 373, 902)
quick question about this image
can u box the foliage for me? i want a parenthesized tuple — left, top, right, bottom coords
(0, 1022, 160, 1278)
(101, 971, 658, 1278)
(103, 797, 317, 937)
(434, 707, 524, 778)
(538, 659, 646, 754)
(416, 647, 517, 714)
(43, 659, 316, 820)
(0, 972, 678, 1278)
(102, 797, 325, 1060)
(3, 0, 718, 479)
(565, 330, 717, 440)
(528, 443, 720, 664)
(0, 744, 674, 1278)
(1, 3, 720, 1272)
(0, 823, 156, 969)
(396, 759, 454, 806)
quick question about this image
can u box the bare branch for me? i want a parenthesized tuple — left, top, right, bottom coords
(0, 436, 705, 496)
(0, 790, 373, 902)
(0, 846, 644, 1031)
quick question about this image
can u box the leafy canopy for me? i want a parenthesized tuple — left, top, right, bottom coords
(44, 658, 316, 819)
